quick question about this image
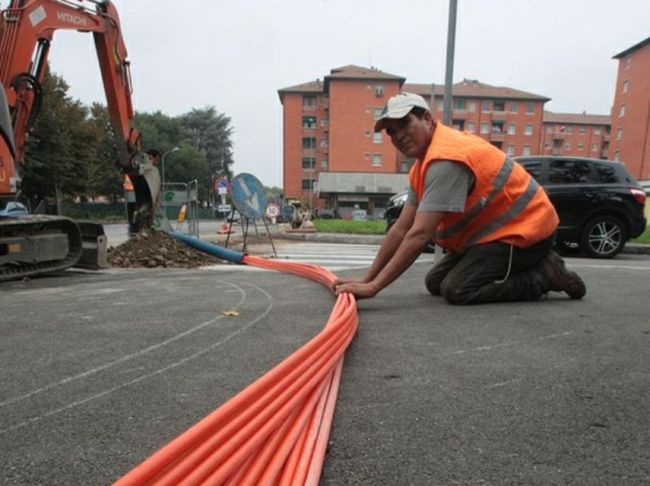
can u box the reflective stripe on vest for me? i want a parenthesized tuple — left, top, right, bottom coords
(437, 156, 515, 240)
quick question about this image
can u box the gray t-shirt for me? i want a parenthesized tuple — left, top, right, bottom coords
(406, 161, 475, 213)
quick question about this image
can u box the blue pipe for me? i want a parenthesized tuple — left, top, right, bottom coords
(169, 231, 245, 264)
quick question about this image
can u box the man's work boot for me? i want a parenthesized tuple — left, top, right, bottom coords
(541, 251, 586, 299)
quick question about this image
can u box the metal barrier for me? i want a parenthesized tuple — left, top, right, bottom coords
(160, 180, 199, 237)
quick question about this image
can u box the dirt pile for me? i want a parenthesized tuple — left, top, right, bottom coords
(107, 230, 222, 268)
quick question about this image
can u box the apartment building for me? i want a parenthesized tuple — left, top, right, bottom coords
(609, 37, 650, 180)
(278, 66, 549, 213)
(541, 111, 610, 158)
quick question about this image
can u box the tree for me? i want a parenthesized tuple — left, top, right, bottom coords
(86, 103, 122, 203)
(22, 71, 93, 211)
(178, 106, 234, 178)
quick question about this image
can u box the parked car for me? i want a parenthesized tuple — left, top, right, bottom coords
(0, 201, 29, 217)
(514, 156, 646, 258)
(383, 156, 647, 259)
(383, 191, 436, 253)
(351, 208, 368, 221)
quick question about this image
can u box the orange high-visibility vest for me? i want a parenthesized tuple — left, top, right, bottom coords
(123, 174, 134, 191)
(409, 123, 558, 253)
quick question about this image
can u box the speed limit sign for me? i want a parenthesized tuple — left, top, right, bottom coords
(265, 203, 280, 219)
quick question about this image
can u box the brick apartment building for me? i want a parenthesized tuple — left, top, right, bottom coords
(277, 65, 608, 214)
(609, 37, 650, 180)
(541, 111, 610, 159)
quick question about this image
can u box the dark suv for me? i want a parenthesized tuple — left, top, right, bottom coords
(384, 156, 647, 259)
(514, 156, 646, 258)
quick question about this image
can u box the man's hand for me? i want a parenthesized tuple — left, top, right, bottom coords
(334, 281, 378, 299)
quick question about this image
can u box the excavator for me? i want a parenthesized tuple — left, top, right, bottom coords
(0, 0, 160, 281)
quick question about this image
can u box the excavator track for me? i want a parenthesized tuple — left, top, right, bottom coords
(0, 215, 83, 282)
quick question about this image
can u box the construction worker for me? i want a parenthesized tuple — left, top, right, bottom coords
(334, 92, 586, 304)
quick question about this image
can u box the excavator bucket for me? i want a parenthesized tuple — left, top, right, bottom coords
(74, 221, 109, 270)
(130, 157, 161, 230)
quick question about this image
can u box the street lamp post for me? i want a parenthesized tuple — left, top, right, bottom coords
(161, 146, 180, 190)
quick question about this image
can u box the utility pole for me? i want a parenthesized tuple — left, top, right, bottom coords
(443, 0, 458, 126)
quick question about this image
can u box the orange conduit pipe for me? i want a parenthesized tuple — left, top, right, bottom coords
(115, 254, 357, 485)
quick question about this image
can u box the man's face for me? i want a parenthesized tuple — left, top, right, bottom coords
(383, 111, 434, 159)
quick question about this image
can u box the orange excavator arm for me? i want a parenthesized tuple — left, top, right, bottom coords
(0, 0, 159, 225)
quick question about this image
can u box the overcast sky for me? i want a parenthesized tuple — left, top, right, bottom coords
(47, 0, 649, 187)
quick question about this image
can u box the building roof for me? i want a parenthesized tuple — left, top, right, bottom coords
(323, 64, 405, 90)
(277, 80, 324, 95)
(613, 36, 650, 59)
(405, 79, 550, 101)
(543, 111, 611, 126)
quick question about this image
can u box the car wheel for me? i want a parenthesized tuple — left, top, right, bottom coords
(579, 215, 627, 258)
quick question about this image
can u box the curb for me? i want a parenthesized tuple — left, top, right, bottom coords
(274, 232, 650, 255)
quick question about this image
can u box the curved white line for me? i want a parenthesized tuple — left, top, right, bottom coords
(0, 280, 247, 409)
(1, 283, 275, 435)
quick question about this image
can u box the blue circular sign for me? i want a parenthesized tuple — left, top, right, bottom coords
(230, 173, 268, 220)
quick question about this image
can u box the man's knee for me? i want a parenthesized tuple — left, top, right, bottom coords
(439, 278, 473, 305)
(425, 267, 444, 295)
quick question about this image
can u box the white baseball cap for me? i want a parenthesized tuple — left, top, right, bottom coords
(374, 92, 430, 132)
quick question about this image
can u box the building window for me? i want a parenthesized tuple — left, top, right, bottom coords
(566, 126, 573, 134)
(491, 120, 504, 133)
(506, 145, 515, 155)
(373, 132, 382, 144)
(493, 100, 506, 112)
(302, 116, 317, 129)
(509, 102, 518, 114)
(579, 127, 586, 134)
(372, 154, 382, 167)
(481, 101, 491, 112)
(526, 103, 534, 114)
(468, 101, 477, 113)
(522, 145, 531, 156)
(320, 138, 328, 148)
(302, 179, 315, 190)
(466, 122, 476, 133)
(577, 142, 584, 151)
(480, 122, 490, 134)
(619, 104, 625, 117)
(453, 98, 466, 110)
(302, 157, 316, 169)
(624, 55, 632, 70)
(564, 142, 572, 150)
(613, 151, 620, 161)
(374, 85, 384, 97)
(594, 128, 601, 136)
(507, 124, 516, 135)
(302, 137, 316, 149)
(321, 118, 329, 128)
(437, 100, 444, 112)
(321, 159, 328, 169)
(616, 128, 622, 141)
(453, 119, 465, 130)
(622, 80, 629, 93)
(524, 125, 533, 136)
(302, 95, 316, 107)
(592, 143, 599, 152)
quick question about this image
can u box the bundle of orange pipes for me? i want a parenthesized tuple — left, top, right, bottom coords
(115, 251, 358, 485)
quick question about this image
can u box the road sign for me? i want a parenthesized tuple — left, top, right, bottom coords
(214, 177, 230, 196)
(230, 173, 268, 220)
(266, 203, 280, 218)
(218, 204, 232, 212)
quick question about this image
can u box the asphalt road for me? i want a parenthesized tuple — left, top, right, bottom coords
(1, 252, 649, 485)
